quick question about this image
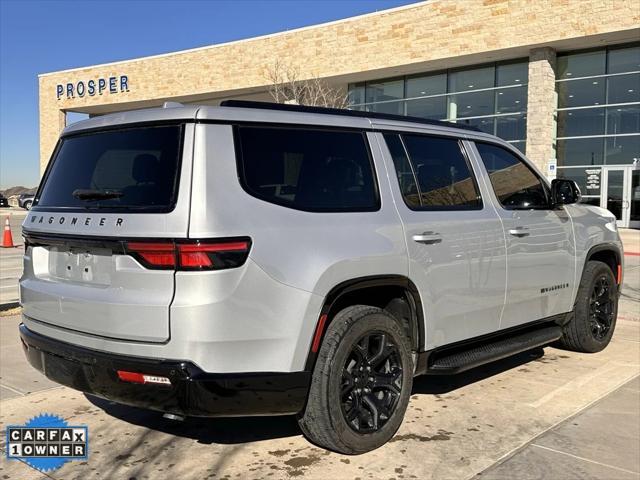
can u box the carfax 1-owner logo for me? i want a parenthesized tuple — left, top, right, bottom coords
(5, 413, 88, 473)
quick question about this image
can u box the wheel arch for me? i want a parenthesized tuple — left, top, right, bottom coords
(584, 243, 622, 284)
(304, 275, 425, 371)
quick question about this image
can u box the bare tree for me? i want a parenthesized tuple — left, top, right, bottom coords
(264, 60, 349, 109)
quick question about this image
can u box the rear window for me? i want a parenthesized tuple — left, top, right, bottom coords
(235, 126, 379, 212)
(36, 125, 183, 212)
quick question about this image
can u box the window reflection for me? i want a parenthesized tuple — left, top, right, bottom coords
(406, 97, 447, 120)
(348, 60, 529, 147)
(557, 50, 606, 79)
(607, 105, 640, 135)
(447, 90, 495, 118)
(556, 138, 605, 166)
(557, 78, 605, 108)
(405, 74, 446, 98)
(448, 66, 494, 93)
(557, 108, 605, 137)
(556, 44, 639, 169)
(365, 79, 404, 104)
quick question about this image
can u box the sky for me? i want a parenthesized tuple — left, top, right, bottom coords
(0, 0, 416, 190)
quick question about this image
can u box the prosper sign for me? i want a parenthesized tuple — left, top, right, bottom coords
(57, 75, 129, 100)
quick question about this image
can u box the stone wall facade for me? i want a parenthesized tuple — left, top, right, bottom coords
(526, 47, 558, 172)
(38, 0, 640, 174)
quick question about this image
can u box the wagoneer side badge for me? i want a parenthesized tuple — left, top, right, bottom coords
(29, 215, 124, 227)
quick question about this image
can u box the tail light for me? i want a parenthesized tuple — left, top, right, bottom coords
(126, 238, 251, 271)
(126, 242, 176, 268)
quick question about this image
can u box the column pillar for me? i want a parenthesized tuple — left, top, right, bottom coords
(38, 79, 66, 176)
(525, 47, 557, 176)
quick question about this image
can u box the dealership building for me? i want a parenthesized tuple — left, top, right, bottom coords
(39, 0, 639, 227)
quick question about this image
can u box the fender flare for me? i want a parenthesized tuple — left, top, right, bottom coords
(303, 275, 425, 371)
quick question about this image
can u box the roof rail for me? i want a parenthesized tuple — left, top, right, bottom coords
(219, 100, 481, 132)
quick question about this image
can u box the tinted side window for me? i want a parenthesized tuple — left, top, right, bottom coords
(383, 134, 421, 208)
(476, 143, 549, 209)
(236, 127, 378, 212)
(400, 135, 482, 210)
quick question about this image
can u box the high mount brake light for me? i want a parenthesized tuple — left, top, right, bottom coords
(125, 239, 251, 271)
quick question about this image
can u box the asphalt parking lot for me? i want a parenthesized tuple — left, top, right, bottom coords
(0, 232, 638, 479)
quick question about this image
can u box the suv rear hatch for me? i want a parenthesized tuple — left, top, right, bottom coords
(21, 122, 194, 342)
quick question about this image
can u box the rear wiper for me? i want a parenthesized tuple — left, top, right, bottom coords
(72, 189, 123, 201)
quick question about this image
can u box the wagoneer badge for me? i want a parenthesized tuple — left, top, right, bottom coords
(29, 215, 124, 227)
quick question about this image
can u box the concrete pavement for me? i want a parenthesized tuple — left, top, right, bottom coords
(477, 376, 640, 480)
(0, 319, 637, 479)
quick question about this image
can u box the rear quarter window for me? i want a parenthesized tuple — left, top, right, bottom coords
(36, 125, 183, 212)
(235, 126, 379, 212)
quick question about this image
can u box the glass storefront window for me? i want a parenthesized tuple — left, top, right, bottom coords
(557, 49, 606, 79)
(556, 137, 605, 166)
(496, 62, 528, 86)
(557, 108, 605, 137)
(607, 105, 640, 135)
(456, 117, 495, 135)
(348, 60, 528, 146)
(496, 114, 527, 141)
(605, 136, 640, 164)
(368, 100, 404, 116)
(557, 78, 606, 108)
(447, 90, 495, 118)
(607, 74, 640, 104)
(557, 166, 601, 196)
(607, 45, 640, 74)
(556, 44, 640, 171)
(447, 66, 494, 93)
(348, 83, 366, 106)
(405, 73, 446, 98)
(511, 141, 526, 153)
(405, 97, 447, 120)
(365, 79, 404, 104)
(496, 86, 527, 113)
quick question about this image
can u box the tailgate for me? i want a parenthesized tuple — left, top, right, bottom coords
(21, 234, 174, 342)
(20, 122, 195, 342)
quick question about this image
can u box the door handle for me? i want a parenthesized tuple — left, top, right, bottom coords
(509, 226, 530, 237)
(412, 232, 442, 245)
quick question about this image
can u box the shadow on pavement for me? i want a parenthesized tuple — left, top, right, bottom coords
(85, 348, 547, 445)
(85, 394, 301, 444)
(412, 347, 545, 394)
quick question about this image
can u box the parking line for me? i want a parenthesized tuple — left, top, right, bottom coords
(0, 382, 24, 396)
(531, 444, 640, 476)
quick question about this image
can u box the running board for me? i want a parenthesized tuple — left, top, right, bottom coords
(426, 325, 563, 375)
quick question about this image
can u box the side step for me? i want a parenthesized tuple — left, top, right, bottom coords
(427, 325, 563, 375)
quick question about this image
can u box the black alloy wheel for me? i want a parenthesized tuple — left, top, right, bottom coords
(556, 260, 618, 353)
(298, 305, 413, 454)
(340, 331, 403, 433)
(589, 275, 615, 340)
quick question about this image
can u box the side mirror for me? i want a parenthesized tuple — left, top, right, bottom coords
(551, 179, 581, 206)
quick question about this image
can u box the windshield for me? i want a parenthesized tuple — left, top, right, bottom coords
(36, 125, 183, 212)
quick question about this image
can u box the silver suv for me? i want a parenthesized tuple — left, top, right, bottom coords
(20, 101, 623, 454)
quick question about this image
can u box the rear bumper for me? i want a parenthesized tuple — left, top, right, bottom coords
(19, 324, 310, 417)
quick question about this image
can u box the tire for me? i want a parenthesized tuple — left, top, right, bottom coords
(23, 201, 32, 210)
(556, 260, 618, 353)
(298, 305, 413, 454)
